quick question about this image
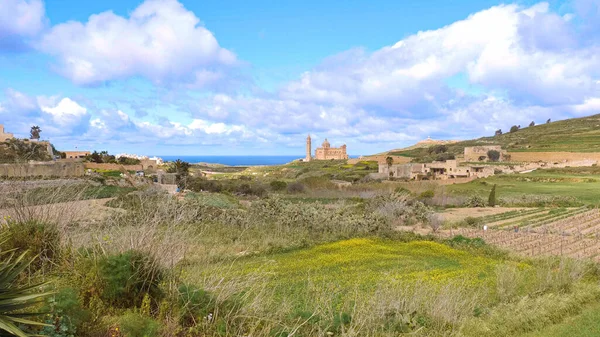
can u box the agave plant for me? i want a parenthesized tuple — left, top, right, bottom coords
(0, 249, 53, 336)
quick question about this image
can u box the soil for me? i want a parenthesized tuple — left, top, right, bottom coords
(438, 207, 527, 222)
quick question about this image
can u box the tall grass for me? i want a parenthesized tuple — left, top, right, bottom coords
(2, 181, 599, 336)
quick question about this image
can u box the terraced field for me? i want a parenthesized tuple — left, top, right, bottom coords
(440, 207, 600, 260)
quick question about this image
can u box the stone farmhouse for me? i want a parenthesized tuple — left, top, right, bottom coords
(0, 124, 14, 142)
(63, 151, 91, 159)
(463, 145, 507, 162)
(305, 135, 348, 161)
(379, 159, 494, 180)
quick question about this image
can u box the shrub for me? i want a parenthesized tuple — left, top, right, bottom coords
(1, 220, 61, 272)
(419, 190, 435, 199)
(270, 180, 288, 191)
(176, 284, 216, 327)
(427, 214, 444, 233)
(428, 145, 448, 154)
(510, 125, 519, 133)
(118, 312, 160, 337)
(287, 182, 306, 193)
(435, 153, 455, 161)
(42, 288, 90, 337)
(487, 150, 501, 162)
(98, 250, 164, 308)
(465, 195, 486, 207)
(464, 216, 481, 227)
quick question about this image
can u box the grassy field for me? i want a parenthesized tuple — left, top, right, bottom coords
(388, 114, 600, 161)
(5, 160, 600, 336)
(190, 238, 511, 293)
(446, 170, 600, 205)
(523, 303, 600, 337)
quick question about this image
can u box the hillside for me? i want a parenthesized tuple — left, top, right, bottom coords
(388, 114, 600, 160)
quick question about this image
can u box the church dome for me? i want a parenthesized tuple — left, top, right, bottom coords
(322, 138, 330, 148)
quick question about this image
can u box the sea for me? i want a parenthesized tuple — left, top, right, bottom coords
(155, 155, 359, 166)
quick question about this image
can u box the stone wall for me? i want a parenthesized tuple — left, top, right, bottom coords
(84, 163, 144, 171)
(464, 145, 503, 162)
(348, 155, 411, 165)
(507, 152, 600, 163)
(0, 162, 85, 178)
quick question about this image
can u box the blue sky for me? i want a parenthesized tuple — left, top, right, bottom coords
(1, 0, 599, 156)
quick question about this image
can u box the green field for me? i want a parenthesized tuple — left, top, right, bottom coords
(524, 303, 600, 337)
(191, 238, 511, 292)
(446, 169, 600, 205)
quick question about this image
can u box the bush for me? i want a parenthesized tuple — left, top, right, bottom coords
(287, 182, 306, 193)
(118, 312, 160, 337)
(464, 216, 482, 227)
(435, 153, 455, 161)
(270, 180, 288, 191)
(1, 220, 61, 272)
(510, 125, 520, 133)
(98, 250, 164, 308)
(487, 150, 501, 162)
(427, 145, 448, 154)
(419, 190, 435, 199)
(42, 288, 90, 337)
(176, 284, 216, 327)
(465, 195, 486, 207)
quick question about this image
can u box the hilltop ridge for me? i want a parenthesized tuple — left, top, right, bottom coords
(383, 114, 600, 160)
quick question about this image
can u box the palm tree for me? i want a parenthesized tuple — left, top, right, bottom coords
(0, 248, 52, 336)
(29, 126, 41, 141)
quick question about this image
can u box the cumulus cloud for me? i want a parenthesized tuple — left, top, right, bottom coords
(0, 89, 90, 138)
(177, 1, 600, 153)
(39, 0, 238, 86)
(6, 1, 600, 154)
(0, 0, 45, 50)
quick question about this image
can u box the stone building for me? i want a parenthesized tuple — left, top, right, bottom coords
(63, 151, 91, 159)
(464, 145, 506, 162)
(379, 159, 494, 180)
(312, 137, 348, 160)
(0, 124, 14, 142)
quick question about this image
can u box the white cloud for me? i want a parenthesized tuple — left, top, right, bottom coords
(39, 0, 237, 85)
(572, 97, 600, 114)
(0, 0, 45, 50)
(39, 97, 88, 127)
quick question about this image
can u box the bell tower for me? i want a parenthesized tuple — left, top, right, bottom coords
(305, 134, 312, 162)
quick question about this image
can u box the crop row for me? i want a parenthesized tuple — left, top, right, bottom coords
(475, 208, 546, 224)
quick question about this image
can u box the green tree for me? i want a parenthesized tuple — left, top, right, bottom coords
(167, 160, 191, 188)
(30, 126, 41, 140)
(487, 150, 501, 162)
(386, 156, 394, 180)
(510, 125, 520, 133)
(488, 184, 497, 207)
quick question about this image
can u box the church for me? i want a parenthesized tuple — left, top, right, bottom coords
(305, 134, 348, 161)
